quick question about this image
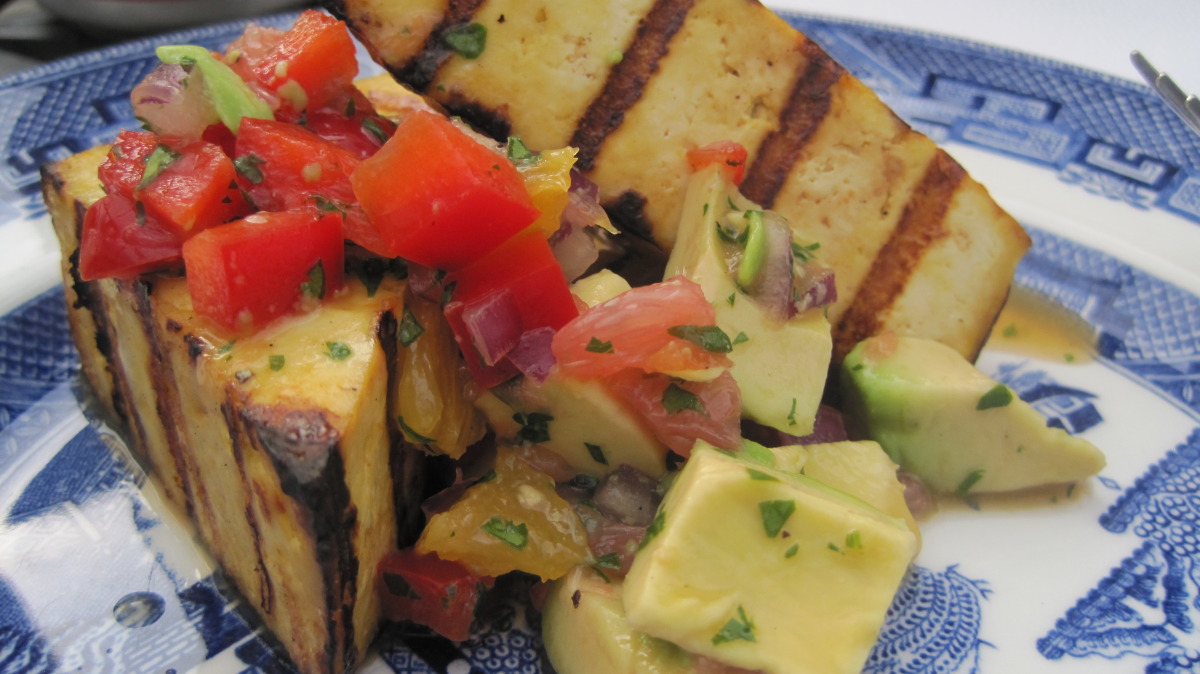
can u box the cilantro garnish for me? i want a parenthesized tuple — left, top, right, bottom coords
(324, 341, 352, 360)
(662, 383, 706, 415)
(956, 468, 985, 497)
(586, 337, 614, 354)
(139, 145, 179, 188)
(977, 383, 1013, 410)
(513, 411, 553, 444)
(667, 325, 733, 353)
(712, 605, 756, 645)
(585, 442, 608, 465)
(640, 509, 665, 549)
(300, 261, 326, 300)
(234, 154, 266, 184)
(506, 136, 539, 165)
(481, 517, 528, 549)
(361, 117, 388, 144)
(845, 530, 863, 550)
(758, 499, 796, 538)
(398, 306, 425, 347)
(442, 22, 487, 59)
(732, 331, 749, 345)
(268, 354, 285, 371)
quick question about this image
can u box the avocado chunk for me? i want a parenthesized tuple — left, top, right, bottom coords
(841, 333, 1106, 494)
(623, 443, 917, 674)
(543, 566, 696, 674)
(664, 166, 831, 435)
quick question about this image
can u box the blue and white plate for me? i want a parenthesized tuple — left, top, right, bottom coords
(1, 9, 1199, 674)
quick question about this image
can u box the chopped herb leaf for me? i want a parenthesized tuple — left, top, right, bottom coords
(593, 553, 621, 570)
(712, 605, 756, 645)
(300, 260, 326, 300)
(398, 306, 425, 347)
(791, 241, 821, 262)
(397, 415, 435, 444)
(481, 517, 528, 549)
(828, 542, 841, 553)
(586, 336, 614, 354)
(361, 117, 388, 144)
(640, 509, 665, 549)
(440, 281, 457, 307)
(726, 292, 736, 306)
(976, 383, 1013, 410)
(736, 210, 767, 288)
(585, 442, 608, 465)
(215, 340, 236, 356)
(442, 22, 487, 59)
(234, 154, 266, 184)
(784, 543, 799, 559)
(956, 468, 985, 497)
(139, 145, 179, 188)
(732, 331, 749, 345)
(747, 468, 779, 482)
(1064, 352, 1076, 363)
(668, 325, 733, 353)
(786, 398, 799, 427)
(845, 530, 863, 550)
(312, 195, 345, 214)
(758, 499, 795, 538)
(505, 136, 539, 165)
(268, 354, 285, 371)
(324, 341, 352, 360)
(513, 411, 553, 444)
(662, 383, 706, 415)
(1002, 324, 1018, 338)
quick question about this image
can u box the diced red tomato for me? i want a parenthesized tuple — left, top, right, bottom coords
(137, 140, 250, 237)
(97, 130, 159, 199)
(79, 193, 183, 281)
(687, 140, 748, 186)
(444, 230, 578, 388)
(350, 109, 540, 269)
(233, 10, 358, 115)
(304, 89, 396, 159)
(377, 548, 493, 642)
(551, 276, 732, 380)
(234, 117, 360, 213)
(182, 210, 344, 331)
(607, 369, 742, 455)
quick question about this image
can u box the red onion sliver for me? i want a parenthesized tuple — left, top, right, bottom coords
(506, 327, 557, 384)
(462, 288, 523, 367)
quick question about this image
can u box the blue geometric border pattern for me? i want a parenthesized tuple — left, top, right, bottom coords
(785, 14, 1200, 227)
(1018, 229, 1200, 417)
(0, 287, 78, 434)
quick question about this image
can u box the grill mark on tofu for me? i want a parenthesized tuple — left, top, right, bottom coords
(393, 0, 489, 92)
(130, 279, 198, 521)
(832, 149, 966, 358)
(224, 399, 275, 616)
(742, 37, 844, 208)
(244, 405, 358, 672)
(570, 0, 696, 172)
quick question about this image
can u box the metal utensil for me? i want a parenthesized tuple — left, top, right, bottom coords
(1131, 50, 1200, 138)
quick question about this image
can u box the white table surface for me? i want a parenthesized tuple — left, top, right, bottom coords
(773, 0, 1200, 102)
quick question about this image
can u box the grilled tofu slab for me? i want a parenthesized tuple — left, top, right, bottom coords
(41, 149, 429, 674)
(328, 0, 1031, 361)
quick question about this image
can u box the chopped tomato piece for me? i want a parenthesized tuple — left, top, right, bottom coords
(608, 369, 742, 455)
(97, 130, 159, 199)
(444, 231, 578, 388)
(234, 117, 360, 213)
(182, 210, 344, 331)
(235, 9, 358, 114)
(377, 548, 493, 642)
(79, 193, 182, 281)
(687, 140, 748, 186)
(304, 89, 396, 159)
(350, 109, 540, 269)
(551, 276, 732, 380)
(137, 140, 250, 237)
